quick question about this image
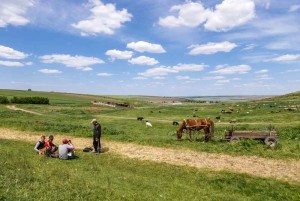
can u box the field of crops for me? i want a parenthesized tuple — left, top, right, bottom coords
(1, 89, 300, 200)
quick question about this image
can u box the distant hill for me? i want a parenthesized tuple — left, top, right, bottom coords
(261, 91, 300, 102)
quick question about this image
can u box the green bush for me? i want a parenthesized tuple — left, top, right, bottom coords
(10, 96, 49, 104)
(0, 96, 9, 104)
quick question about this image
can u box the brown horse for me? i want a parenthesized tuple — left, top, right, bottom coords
(177, 118, 214, 142)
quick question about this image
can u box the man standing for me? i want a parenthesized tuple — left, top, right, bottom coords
(91, 119, 101, 154)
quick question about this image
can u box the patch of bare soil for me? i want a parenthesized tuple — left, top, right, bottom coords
(0, 128, 299, 184)
(6, 105, 43, 115)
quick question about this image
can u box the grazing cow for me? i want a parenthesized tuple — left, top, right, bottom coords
(146, 121, 152, 127)
(172, 121, 179, 126)
(216, 116, 221, 122)
(137, 117, 144, 121)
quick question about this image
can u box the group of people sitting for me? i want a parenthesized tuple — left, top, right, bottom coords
(34, 135, 75, 159)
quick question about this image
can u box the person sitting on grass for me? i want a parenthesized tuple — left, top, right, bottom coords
(59, 138, 75, 160)
(34, 135, 46, 154)
(45, 135, 58, 157)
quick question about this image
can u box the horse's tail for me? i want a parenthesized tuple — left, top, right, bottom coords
(210, 120, 215, 138)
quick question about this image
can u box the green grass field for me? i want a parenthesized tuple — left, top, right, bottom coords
(1, 89, 300, 200)
(1, 139, 300, 201)
(0, 89, 300, 159)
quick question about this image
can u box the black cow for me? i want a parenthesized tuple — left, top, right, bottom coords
(172, 121, 179, 126)
(137, 117, 144, 121)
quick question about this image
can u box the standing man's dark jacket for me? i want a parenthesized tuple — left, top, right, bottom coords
(92, 120, 101, 153)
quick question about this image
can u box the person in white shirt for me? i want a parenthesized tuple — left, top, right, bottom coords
(58, 138, 74, 160)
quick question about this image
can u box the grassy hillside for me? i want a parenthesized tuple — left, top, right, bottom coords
(0, 89, 300, 159)
(260, 91, 300, 102)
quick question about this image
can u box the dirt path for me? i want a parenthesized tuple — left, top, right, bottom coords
(0, 128, 300, 184)
(6, 105, 43, 116)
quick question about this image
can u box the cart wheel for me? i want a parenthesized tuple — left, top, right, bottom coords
(264, 137, 277, 147)
(230, 137, 240, 143)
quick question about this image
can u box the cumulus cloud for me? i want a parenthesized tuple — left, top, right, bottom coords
(105, 49, 133, 61)
(138, 66, 177, 77)
(204, 0, 255, 31)
(128, 56, 159, 66)
(127, 41, 166, 53)
(188, 41, 237, 55)
(159, 0, 255, 32)
(39, 54, 104, 71)
(173, 63, 207, 71)
(210, 65, 251, 75)
(72, 0, 132, 35)
(138, 63, 207, 78)
(0, 45, 28, 59)
(0, 60, 24, 67)
(38, 69, 62, 74)
(159, 2, 208, 28)
(270, 54, 300, 62)
(97, 72, 112, 76)
(0, 0, 35, 28)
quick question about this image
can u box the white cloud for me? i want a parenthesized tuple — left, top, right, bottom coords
(176, 76, 190, 80)
(289, 5, 300, 12)
(204, 0, 255, 31)
(153, 76, 165, 80)
(97, 73, 112, 76)
(255, 74, 273, 80)
(159, 2, 208, 28)
(210, 65, 251, 75)
(243, 44, 256, 50)
(215, 79, 230, 85)
(128, 56, 159, 66)
(282, 69, 300, 73)
(81, 67, 93, 71)
(255, 69, 268, 74)
(127, 41, 166, 53)
(38, 69, 62, 74)
(0, 45, 28, 59)
(133, 76, 147, 80)
(188, 41, 237, 55)
(159, 0, 255, 32)
(137, 63, 207, 78)
(270, 54, 300, 62)
(39, 54, 104, 70)
(105, 49, 133, 61)
(202, 76, 225, 80)
(72, 0, 132, 35)
(0, 0, 35, 28)
(138, 66, 177, 77)
(173, 63, 207, 71)
(0, 60, 24, 67)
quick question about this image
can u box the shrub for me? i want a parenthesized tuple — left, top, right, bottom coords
(0, 96, 9, 104)
(10, 96, 49, 104)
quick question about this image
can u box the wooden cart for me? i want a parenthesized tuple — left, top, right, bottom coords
(223, 129, 278, 147)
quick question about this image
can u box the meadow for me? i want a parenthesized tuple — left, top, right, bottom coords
(0, 89, 300, 200)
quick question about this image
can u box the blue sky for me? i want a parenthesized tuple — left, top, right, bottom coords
(0, 0, 300, 96)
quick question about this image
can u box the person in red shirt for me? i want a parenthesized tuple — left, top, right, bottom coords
(45, 135, 58, 157)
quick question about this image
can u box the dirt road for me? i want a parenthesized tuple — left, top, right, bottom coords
(6, 105, 43, 115)
(1, 128, 299, 184)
